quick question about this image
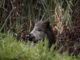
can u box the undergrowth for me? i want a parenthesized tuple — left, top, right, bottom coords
(0, 33, 80, 60)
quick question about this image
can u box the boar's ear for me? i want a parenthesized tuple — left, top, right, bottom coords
(44, 20, 50, 28)
(34, 19, 39, 23)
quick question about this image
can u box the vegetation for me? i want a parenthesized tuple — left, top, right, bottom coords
(0, 0, 80, 60)
(0, 0, 79, 32)
(0, 33, 80, 60)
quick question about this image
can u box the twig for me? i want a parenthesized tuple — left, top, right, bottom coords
(40, 12, 45, 21)
(3, 0, 5, 7)
(10, 0, 15, 9)
(46, 15, 55, 21)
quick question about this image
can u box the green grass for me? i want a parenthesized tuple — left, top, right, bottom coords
(0, 33, 80, 60)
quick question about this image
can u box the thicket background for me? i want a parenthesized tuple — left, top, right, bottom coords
(0, 0, 79, 33)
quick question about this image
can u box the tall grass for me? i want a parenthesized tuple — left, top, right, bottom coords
(0, 33, 80, 60)
(0, 0, 78, 32)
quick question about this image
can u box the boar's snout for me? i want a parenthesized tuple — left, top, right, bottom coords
(26, 34, 35, 41)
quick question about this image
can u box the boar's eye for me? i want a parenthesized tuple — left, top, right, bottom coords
(38, 28, 42, 31)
